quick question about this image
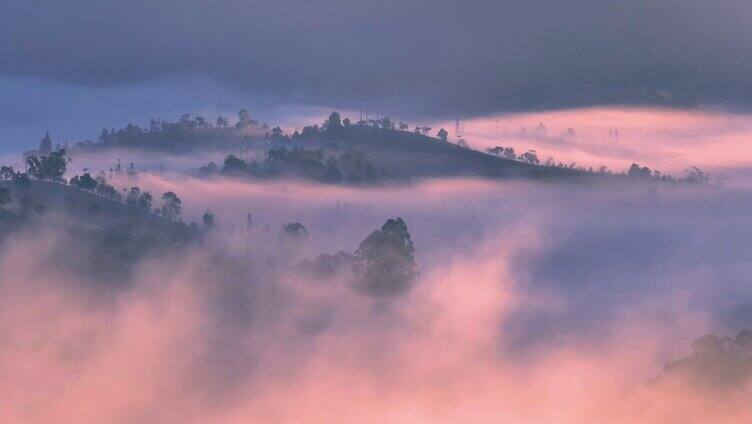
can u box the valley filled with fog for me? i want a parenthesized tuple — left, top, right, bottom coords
(2, 108, 752, 422)
(6, 0, 752, 421)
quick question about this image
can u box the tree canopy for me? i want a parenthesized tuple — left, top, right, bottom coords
(69, 173, 97, 191)
(26, 149, 68, 182)
(160, 191, 182, 221)
(39, 132, 53, 155)
(353, 218, 417, 296)
(323, 111, 343, 132)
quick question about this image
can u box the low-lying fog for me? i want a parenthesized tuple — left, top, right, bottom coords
(4, 107, 752, 422)
(4, 173, 752, 422)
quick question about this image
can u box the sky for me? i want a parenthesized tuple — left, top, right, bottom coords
(3, 0, 752, 152)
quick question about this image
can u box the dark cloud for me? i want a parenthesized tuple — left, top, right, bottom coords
(2, 0, 752, 117)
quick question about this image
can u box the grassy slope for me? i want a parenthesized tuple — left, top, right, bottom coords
(0, 180, 191, 240)
(290, 126, 586, 180)
(0, 181, 194, 284)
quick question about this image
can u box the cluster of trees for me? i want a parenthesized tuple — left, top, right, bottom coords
(38, 132, 53, 155)
(487, 146, 520, 160)
(627, 163, 670, 181)
(124, 186, 152, 209)
(289, 112, 448, 141)
(59, 109, 270, 152)
(486, 146, 541, 164)
(25, 149, 69, 182)
(0, 155, 183, 222)
(281, 222, 310, 241)
(202, 210, 215, 230)
(202, 147, 383, 184)
(68, 172, 121, 200)
(159, 192, 182, 221)
(626, 163, 712, 183)
(67, 170, 183, 220)
(299, 217, 418, 296)
(0, 149, 69, 187)
(661, 331, 752, 388)
(486, 143, 714, 183)
(0, 166, 31, 187)
(95, 109, 268, 144)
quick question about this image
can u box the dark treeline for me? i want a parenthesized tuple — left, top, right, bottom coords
(67, 109, 270, 153)
(47, 109, 446, 155)
(201, 147, 385, 184)
(486, 145, 716, 184)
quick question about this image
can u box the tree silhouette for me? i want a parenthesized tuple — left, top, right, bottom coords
(160, 191, 182, 221)
(437, 128, 449, 142)
(281, 222, 309, 240)
(627, 163, 651, 179)
(683, 167, 710, 184)
(125, 187, 142, 207)
(98, 128, 110, 142)
(69, 173, 97, 191)
(39, 132, 52, 155)
(202, 210, 216, 229)
(323, 111, 343, 132)
(379, 117, 395, 130)
(487, 146, 503, 157)
(223, 154, 247, 173)
(271, 126, 285, 138)
(353, 218, 417, 296)
(95, 183, 121, 201)
(237, 109, 255, 128)
(0, 166, 15, 181)
(26, 149, 68, 182)
(661, 330, 752, 388)
(137, 192, 153, 211)
(520, 150, 539, 165)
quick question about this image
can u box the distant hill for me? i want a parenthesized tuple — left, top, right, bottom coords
(64, 111, 581, 181)
(289, 124, 585, 180)
(67, 111, 691, 183)
(199, 123, 588, 183)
